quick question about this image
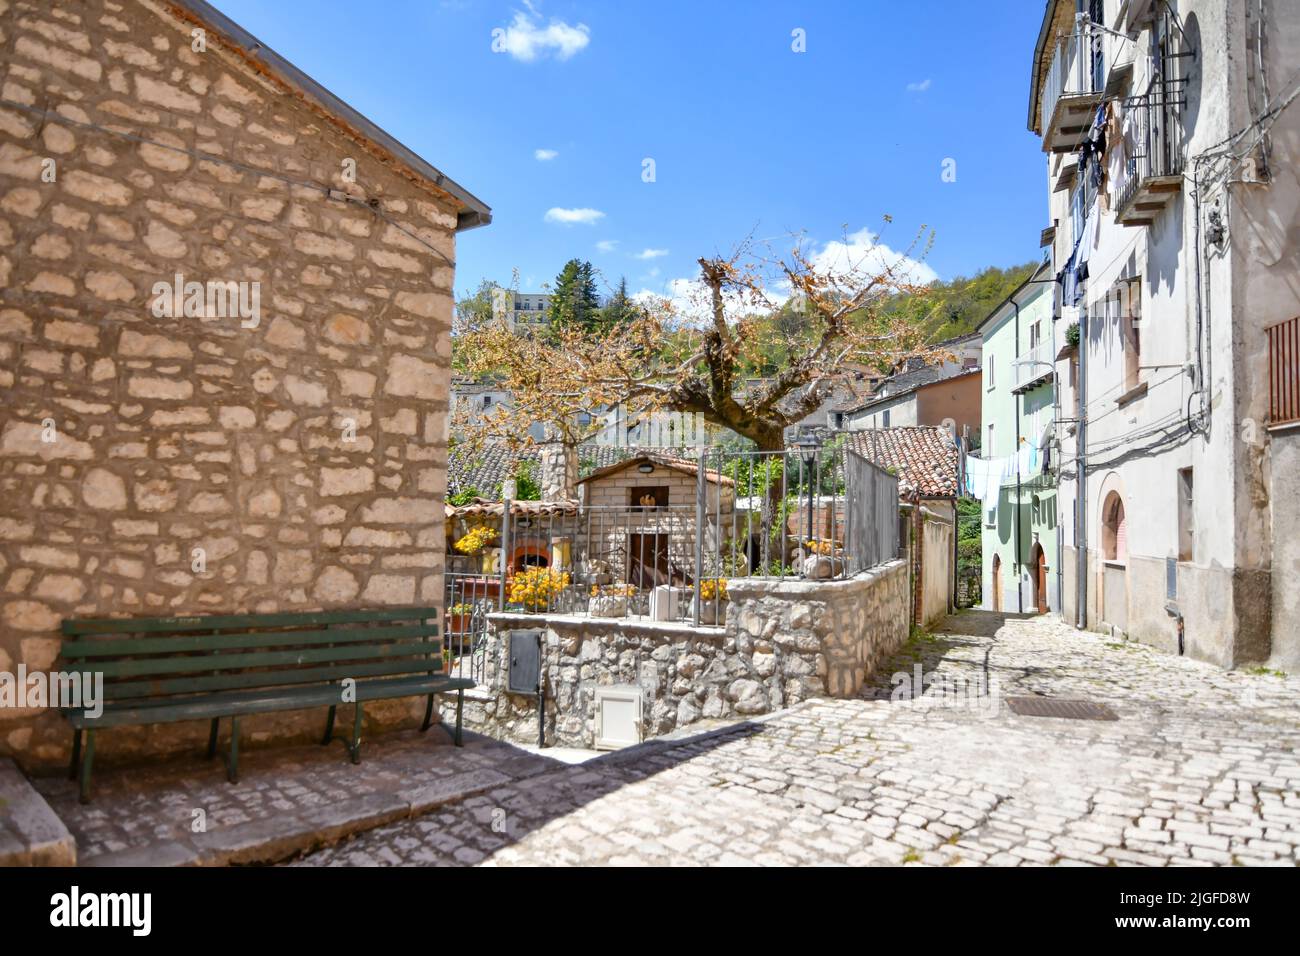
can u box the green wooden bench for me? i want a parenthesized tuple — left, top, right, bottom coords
(60, 606, 475, 803)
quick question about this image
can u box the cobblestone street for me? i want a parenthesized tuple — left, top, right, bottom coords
(292, 611, 1300, 866)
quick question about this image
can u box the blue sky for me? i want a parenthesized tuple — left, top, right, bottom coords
(212, 0, 1048, 301)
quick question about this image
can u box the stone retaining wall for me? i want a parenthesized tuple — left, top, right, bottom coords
(465, 559, 909, 748)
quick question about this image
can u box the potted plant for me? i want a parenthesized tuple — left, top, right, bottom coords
(691, 578, 729, 625)
(446, 602, 474, 636)
(454, 525, 499, 574)
(506, 566, 571, 613)
(589, 583, 635, 618)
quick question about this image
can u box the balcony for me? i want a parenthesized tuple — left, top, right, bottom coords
(1013, 342, 1055, 394)
(1040, 18, 1107, 153)
(1113, 81, 1185, 226)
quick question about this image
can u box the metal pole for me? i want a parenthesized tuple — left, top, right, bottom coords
(693, 446, 705, 625)
(1075, 308, 1088, 629)
(498, 496, 511, 611)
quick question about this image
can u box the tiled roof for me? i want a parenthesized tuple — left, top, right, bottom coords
(576, 453, 735, 487)
(447, 443, 696, 499)
(845, 427, 960, 499)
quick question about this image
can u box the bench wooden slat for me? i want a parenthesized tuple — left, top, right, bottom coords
(61, 606, 439, 636)
(67, 675, 477, 728)
(61, 623, 440, 658)
(77, 640, 443, 679)
(77, 657, 451, 701)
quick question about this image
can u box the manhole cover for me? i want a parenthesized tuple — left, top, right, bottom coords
(1005, 697, 1118, 721)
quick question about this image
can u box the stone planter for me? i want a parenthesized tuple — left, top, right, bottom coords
(589, 595, 629, 618)
(690, 597, 729, 626)
(649, 585, 689, 621)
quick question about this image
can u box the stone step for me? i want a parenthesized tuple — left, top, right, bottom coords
(0, 758, 76, 866)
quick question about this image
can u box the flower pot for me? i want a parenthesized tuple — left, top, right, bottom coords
(589, 595, 628, 618)
(691, 597, 728, 626)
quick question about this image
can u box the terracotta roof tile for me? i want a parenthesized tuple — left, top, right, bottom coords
(845, 426, 960, 499)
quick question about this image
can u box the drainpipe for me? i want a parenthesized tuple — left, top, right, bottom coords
(1014, 300, 1023, 614)
(1075, 307, 1088, 629)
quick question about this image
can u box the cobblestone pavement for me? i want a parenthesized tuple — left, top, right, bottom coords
(293, 612, 1300, 866)
(37, 727, 560, 865)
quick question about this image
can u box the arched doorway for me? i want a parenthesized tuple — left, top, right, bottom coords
(1100, 490, 1128, 631)
(1029, 542, 1048, 614)
(991, 554, 1003, 612)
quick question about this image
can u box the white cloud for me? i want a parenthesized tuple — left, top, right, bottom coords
(544, 207, 605, 226)
(534, 148, 558, 161)
(633, 248, 669, 260)
(595, 239, 619, 253)
(631, 227, 937, 326)
(906, 78, 932, 92)
(806, 227, 938, 286)
(495, 7, 590, 62)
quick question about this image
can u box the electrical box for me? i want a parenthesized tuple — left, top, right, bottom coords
(507, 629, 542, 696)
(594, 685, 642, 750)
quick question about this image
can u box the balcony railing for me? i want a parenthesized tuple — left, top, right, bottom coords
(1013, 341, 1055, 392)
(1040, 17, 1107, 152)
(1268, 315, 1300, 427)
(1113, 78, 1185, 226)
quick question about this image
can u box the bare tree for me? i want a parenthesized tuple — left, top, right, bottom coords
(456, 223, 940, 455)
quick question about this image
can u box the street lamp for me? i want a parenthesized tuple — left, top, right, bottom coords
(795, 427, 822, 556)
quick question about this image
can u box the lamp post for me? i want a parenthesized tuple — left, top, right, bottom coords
(795, 428, 822, 561)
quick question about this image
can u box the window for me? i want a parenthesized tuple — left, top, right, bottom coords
(1123, 278, 1142, 391)
(1177, 468, 1194, 561)
(1102, 491, 1127, 563)
(986, 422, 995, 456)
(882, 409, 891, 427)
(630, 486, 669, 508)
(482, 395, 492, 407)
(987, 355, 996, 389)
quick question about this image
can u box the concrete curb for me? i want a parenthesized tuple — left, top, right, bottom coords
(0, 758, 76, 866)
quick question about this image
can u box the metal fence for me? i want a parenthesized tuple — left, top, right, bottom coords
(444, 436, 901, 637)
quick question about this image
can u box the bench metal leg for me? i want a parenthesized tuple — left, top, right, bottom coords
(347, 704, 364, 764)
(420, 693, 435, 732)
(226, 716, 240, 784)
(78, 729, 95, 804)
(455, 689, 464, 747)
(207, 718, 220, 760)
(322, 705, 336, 745)
(68, 729, 82, 781)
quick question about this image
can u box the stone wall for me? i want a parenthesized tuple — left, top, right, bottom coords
(0, 0, 462, 768)
(464, 559, 909, 748)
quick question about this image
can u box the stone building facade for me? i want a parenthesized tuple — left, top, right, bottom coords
(0, 0, 489, 768)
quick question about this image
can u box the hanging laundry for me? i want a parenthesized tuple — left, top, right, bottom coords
(964, 455, 1005, 513)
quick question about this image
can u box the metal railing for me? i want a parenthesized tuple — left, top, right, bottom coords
(443, 570, 494, 684)
(444, 438, 901, 630)
(1268, 315, 1300, 426)
(1113, 77, 1185, 215)
(1014, 342, 1055, 390)
(1040, 16, 1106, 136)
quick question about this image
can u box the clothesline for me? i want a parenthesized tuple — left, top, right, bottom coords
(963, 443, 1045, 512)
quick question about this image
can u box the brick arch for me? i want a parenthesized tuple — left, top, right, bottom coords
(510, 537, 551, 573)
